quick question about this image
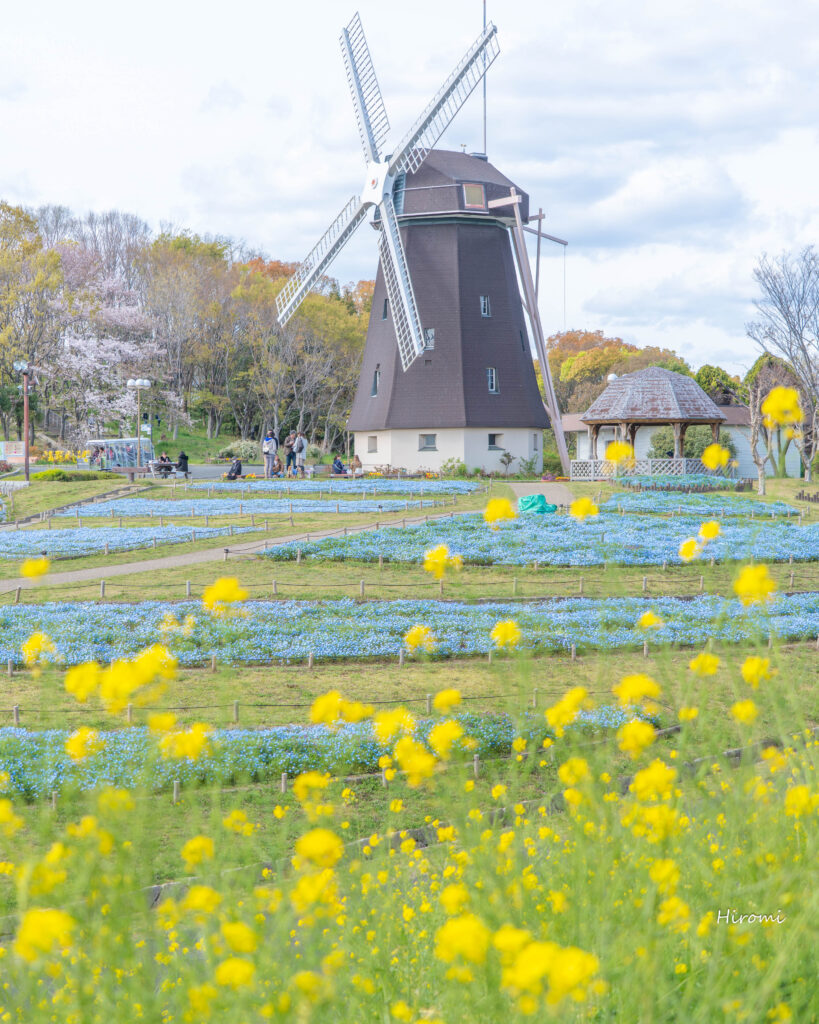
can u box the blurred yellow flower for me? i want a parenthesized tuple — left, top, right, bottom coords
(434, 913, 491, 964)
(148, 712, 177, 734)
(294, 828, 344, 868)
(214, 957, 255, 988)
(490, 619, 522, 649)
(428, 720, 463, 760)
(701, 443, 730, 471)
(613, 673, 661, 707)
(617, 720, 656, 759)
(293, 771, 330, 803)
(202, 576, 248, 615)
(678, 537, 700, 562)
(545, 686, 587, 737)
(649, 858, 680, 895)
(491, 783, 507, 800)
(630, 759, 677, 802)
(558, 757, 590, 786)
(181, 884, 222, 916)
(181, 835, 214, 871)
(13, 908, 75, 962)
(761, 386, 802, 427)
(65, 727, 105, 762)
(483, 497, 517, 530)
(310, 690, 343, 725)
(393, 736, 436, 786)
(688, 652, 720, 676)
(741, 655, 776, 689)
(605, 440, 634, 465)
(698, 520, 721, 542)
(733, 565, 777, 606)
(432, 688, 461, 713)
(221, 921, 258, 953)
(404, 624, 435, 653)
(160, 722, 211, 762)
(657, 895, 690, 933)
(423, 544, 462, 579)
(784, 785, 818, 818)
(638, 611, 663, 629)
(569, 497, 598, 521)
(0, 798, 24, 837)
(373, 708, 415, 744)
(678, 707, 699, 722)
(21, 631, 58, 668)
(731, 699, 758, 725)
(64, 661, 100, 703)
(20, 556, 50, 578)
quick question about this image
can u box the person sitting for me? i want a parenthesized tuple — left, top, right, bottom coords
(156, 452, 173, 477)
(331, 455, 346, 476)
(176, 451, 189, 477)
(350, 454, 363, 476)
(271, 453, 283, 477)
(226, 456, 243, 481)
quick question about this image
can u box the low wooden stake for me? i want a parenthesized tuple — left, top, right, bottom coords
(398, 649, 404, 667)
(7, 660, 12, 677)
(186, 580, 191, 597)
(51, 791, 57, 811)
(473, 754, 480, 778)
(439, 579, 444, 597)
(642, 576, 647, 593)
(272, 579, 278, 595)
(359, 579, 365, 597)
(699, 575, 704, 593)
(281, 772, 288, 793)
(426, 693, 432, 714)
(512, 577, 517, 596)
(210, 654, 217, 672)
(99, 580, 106, 599)
(173, 780, 180, 805)
(531, 688, 538, 709)
(104, 541, 109, 556)
(308, 652, 314, 670)
(570, 643, 577, 661)
(296, 549, 302, 564)
(643, 641, 649, 658)
(12, 705, 20, 726)
(378, 554, 383, 569)
(14, 587, 21, 605)
(233, 700, 239, 724)
(578, 577, 584, 595)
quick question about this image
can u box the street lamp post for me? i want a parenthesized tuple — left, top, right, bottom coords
(13, 361, 30, 483)
(126, 379, 151, 468)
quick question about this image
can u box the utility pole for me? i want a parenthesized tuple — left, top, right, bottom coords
(13, 361, 30, 483)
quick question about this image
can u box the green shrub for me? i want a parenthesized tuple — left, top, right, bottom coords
(440, 458, 469, 478)
(31, 469, 114, 482)
(647, 425, 737, 460)
(216, 440, 260, 461)
(541, 454, 563, 475)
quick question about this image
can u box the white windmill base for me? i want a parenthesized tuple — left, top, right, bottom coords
(352, 427, 544, 476)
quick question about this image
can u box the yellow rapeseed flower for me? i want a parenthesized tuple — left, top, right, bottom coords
(393, 735, 436, 786)
(657, 896, 690, 933)
(404, 625, 435, 653)
(221, 921, 258, 954)
(373, 708, 415, 744)
(434, 913, 491, 964)
(20, 556, 50, 578)
(294, 828, 344, 869)
(64, 662, 100, 704)
(784, 785, 818, 818)
(649, 858, 680, 894)
(148, 712, 177, 734)
(0, 798, 24, 837)
(201, 576, 248, 616)
(701, 443, 730, 471)
(21, 632, 58, 668)
(483, 497, 517, 530)
(637, 610, 663, 629)
(310, 690, 343, 725)
(569, 497, 598, 521)
(13, 908, 75, 962)
(761, 386, 802, 427)
(557, 757, 590, 786)
(605, 440, 634, 465)
(214, 957, 255, 989)
(65, 727, 105, 762)
(678, 537, 701, 562)
(490, 619, 522, 649)
(159, 722, 211, 762)
(741, 655, 776, 689)
(292, 771, 330, 804)
(422, 544, 462, 579)
(731, 699, 758, 725)
(733, 564, 777, 606)
(678, 707, 699, 722)
(545, 686, 587, 737)
(630, 759, 677, 802)
(181, 835, 214, 871)
(688, 652, 720, 676)
(617, 720, 656, 759)
(432, 688, 461, 713)
(428, 720, 464, 760)
(698, 520, 721, 542)
(612, 673, 661, 707)
(181, 884, 222, 916)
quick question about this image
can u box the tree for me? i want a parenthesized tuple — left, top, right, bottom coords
(747, 248, 819, 480)
(695, 364, 746, 405)
(744, 354, 802, 488)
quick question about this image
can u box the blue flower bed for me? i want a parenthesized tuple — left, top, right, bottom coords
(620, 474, 739, 492)
(602, 493, 798, 517)
(192, 479, 479, 495)
(0, 498, 6, 523)
(0, 525, 255, 560)
(56, 497, 440, 518)
(1, 593, 815, 667)
(0, 706, 656, 797)
(264, 512, 819, 567)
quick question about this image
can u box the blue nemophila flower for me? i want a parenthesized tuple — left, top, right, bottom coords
(190, 480, 478, 495)
(601, 493, 798, 517)
(54, 498, 440, 518)
(0, 525, 256, 560)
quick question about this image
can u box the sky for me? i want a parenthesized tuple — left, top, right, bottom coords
(2, 0, 818, 376)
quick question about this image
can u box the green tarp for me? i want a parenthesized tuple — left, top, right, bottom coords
(518, 494, 558, 514)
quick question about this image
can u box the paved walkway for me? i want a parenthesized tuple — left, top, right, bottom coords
(0, 508, 462, 594)
(507, 481, 574, 505)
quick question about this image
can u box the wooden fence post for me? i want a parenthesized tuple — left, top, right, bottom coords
(233, 700, 239, 724)
(211, 654, 217, 672)
(99, 580, 106, 599)
(12, 705, 20, 726)
(173, 780, 180, 805)
(281, 772, 288, 793)
(186, 580, 191, 597)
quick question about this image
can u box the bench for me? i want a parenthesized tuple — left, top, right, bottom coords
(109, 466, 153, 483)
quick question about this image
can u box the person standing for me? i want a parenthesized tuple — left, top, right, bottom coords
(262, 431, 278, 479)
(294, 431, 307, 478)
(283, 432, 296, 475)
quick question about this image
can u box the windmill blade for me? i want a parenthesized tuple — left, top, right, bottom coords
(388, 22, 499, 178)
(340, 13, 390, 164)
(276, 195, 368, 326)
(378, 192, 425, 370)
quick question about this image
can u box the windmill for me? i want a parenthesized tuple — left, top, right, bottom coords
(276, 13, 569, 475)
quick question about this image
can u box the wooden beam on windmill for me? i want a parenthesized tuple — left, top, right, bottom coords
(488, 189, 570, 476)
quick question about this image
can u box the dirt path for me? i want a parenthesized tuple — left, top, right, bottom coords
(507, 481, 574, 505)
(0, 508, 464, 594)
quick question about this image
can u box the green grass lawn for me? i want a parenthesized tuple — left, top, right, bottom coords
(1, 478, 140, 521)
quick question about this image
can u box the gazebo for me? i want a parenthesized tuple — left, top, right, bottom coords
(581, 367, 726, 459)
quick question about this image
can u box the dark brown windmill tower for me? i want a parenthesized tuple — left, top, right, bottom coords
(276, 14, 569, 474)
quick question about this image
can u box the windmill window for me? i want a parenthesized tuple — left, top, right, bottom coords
(424, 359, 432, 367)
(382, 299, 388, 320)
(480, 295, 491, 318)
(488, 433, 503, 450)
(423, 327, 435, 350)
(418, 433, 437, 451)
(367, 435, 378, 453)
(487, 367, 499, 394)
(520, 329, 526, 352)
(463, 183, 485, 208)
(533, 433, 539, 449)
(371, 368, 380, 397)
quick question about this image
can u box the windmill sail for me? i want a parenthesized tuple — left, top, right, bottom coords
(276, 195, 368, 327)
(378, 192, 425, 370)
(388, 22, 499, 177)
(340, 13, 390, 163)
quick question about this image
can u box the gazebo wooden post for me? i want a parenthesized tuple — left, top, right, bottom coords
(711, 422, 721, 442)
(673, 422, 682, 458)
(589, 424, 600, 459)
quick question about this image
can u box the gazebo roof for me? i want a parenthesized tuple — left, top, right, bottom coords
(581, 367, 726, 425)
